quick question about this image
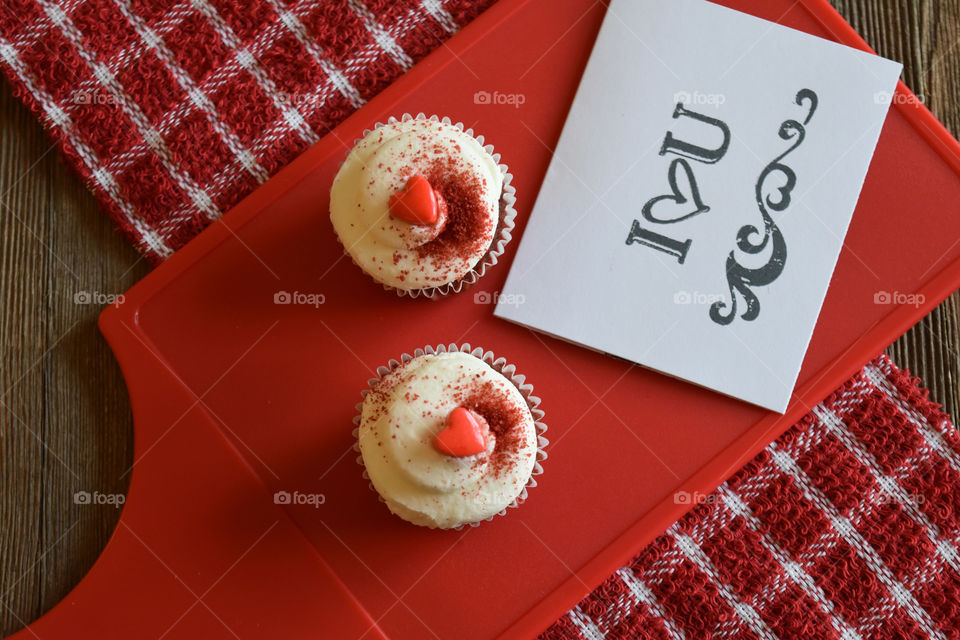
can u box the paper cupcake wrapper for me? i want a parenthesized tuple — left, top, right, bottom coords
(335, 113, 517, 300)
(352, 343, 548, 529)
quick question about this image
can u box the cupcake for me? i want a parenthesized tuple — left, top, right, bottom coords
(355, 346, 545, 529)
(329, 115, 515, 297)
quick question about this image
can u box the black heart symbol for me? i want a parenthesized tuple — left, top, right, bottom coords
(642, 158, 710, 225)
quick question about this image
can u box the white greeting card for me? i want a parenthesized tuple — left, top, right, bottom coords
(495, 0, 902, 412)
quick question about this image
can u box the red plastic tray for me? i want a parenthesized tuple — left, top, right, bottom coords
(13, 0, 960, 638)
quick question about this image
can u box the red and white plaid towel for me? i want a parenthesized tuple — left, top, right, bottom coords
(543, 356, 960, 639)
(2, 3, 959, 638)
(0, 0, 494, 263)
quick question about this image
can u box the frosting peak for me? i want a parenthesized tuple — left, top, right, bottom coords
(358, 352, 537, 529)
(330, 118, 502, 290)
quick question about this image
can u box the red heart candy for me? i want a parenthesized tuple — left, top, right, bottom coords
(389, 174, 438, 226)
(435, 408, 488, 457)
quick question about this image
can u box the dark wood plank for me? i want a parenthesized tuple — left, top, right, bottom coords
(0, 78, 148, 635)
(1, 1, 958, 636)
(1, 74, 49, 636)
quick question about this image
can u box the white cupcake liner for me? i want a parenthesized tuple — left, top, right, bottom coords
(352, 343, 548, 529)
(334, 113, 517, 300)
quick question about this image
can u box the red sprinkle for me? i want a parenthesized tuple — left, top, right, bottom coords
(416, 157, 494, 267)
(460, 380, 529, 477)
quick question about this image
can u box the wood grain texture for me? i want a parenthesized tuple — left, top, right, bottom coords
(0, 79, 149, 635)
(0, 1, 958, 636)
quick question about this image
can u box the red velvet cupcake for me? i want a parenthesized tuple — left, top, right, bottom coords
(330, 114, 516, 298)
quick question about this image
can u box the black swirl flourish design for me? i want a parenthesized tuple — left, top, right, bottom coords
(710, 89, 818, 326)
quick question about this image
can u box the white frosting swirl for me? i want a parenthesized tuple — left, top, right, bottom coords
(358, 352, 538, 529)
(329, 118, 502, 290)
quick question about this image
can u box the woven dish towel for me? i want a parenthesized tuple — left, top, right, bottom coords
(2, 2, 958, 638)
(542, 356, 960, 639)
(0, 0, 495, 262)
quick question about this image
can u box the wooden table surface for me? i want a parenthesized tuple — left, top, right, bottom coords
(1, 1, 959, 636)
